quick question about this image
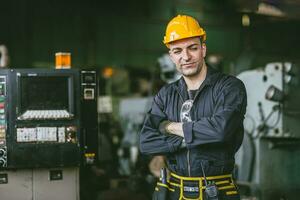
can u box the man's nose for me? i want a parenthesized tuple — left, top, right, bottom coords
(182, 49, 191, 61)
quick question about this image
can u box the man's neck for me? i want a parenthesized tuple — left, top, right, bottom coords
(183, 63, 207, 90)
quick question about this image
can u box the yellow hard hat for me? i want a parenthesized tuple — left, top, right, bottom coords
(163, 15, 206, 47)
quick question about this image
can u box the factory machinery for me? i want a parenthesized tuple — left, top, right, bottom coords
(0, 68, 98, 200)
(236, 62, 300, 200)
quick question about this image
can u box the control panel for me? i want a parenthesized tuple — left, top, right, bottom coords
(0, 76, 7, 167)
(4, 69, 82, 168)
(0, 69, 98, 169)
(80, 70, 98, 165)
(16, 126, 77, 143)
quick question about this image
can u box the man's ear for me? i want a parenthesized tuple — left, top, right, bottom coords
(202, 43, 207, 58)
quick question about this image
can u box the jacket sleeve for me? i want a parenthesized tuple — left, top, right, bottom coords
(139, 89, 183, 155)
(182, 77, 247, 149)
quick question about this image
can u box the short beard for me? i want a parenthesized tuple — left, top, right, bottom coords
(181, 63, 203, 78)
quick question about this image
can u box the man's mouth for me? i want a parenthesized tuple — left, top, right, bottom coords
(181, 62, 196, 68)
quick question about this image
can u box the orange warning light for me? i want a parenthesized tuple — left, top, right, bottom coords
(55, 52, 71, 69)
(102, 67, 114, 78)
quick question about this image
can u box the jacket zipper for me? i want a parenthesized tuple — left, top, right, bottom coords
(187, 150, 191, 176)
(175, 89, 192, 176)
(175, 84, 206, 177)
(186, 86, 206, 177)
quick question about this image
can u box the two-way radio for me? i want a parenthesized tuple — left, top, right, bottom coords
(200, 161, 219, 200)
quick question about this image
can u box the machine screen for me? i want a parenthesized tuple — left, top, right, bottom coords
(20, 76, 70, 112)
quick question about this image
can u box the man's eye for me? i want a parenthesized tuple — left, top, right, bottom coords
(190, 46, 198, 51)
(173, 51, 181, 54)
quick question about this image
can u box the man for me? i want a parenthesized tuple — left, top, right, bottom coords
(139, 15, 247, 200)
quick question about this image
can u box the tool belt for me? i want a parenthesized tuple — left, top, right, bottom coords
(153, 172, 239, 200)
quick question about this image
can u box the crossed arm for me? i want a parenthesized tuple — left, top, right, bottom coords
(139, 78, 247, 155)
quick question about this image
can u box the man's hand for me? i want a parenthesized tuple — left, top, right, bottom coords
(159, 121, 186, 148)
(159, 120, 184, 137)
(166, 122, 184, 137)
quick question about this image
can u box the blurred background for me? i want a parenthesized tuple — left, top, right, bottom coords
(0, 0, 300, 200)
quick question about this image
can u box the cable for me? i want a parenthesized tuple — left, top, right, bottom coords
(268, 105, 282, 129)
(244, 114, 256, 138)
(256, 104, 281, 136)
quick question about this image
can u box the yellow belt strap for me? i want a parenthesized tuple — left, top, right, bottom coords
(169, 173, 235, 200)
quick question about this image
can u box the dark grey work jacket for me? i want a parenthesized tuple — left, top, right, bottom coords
(139, 66, 247, 177)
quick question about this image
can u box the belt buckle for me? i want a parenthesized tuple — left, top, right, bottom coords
(183, 186, 199, 192)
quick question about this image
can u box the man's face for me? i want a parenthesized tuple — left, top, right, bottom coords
(168, 37, 206, 78)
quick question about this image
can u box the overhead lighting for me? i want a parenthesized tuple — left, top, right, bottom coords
(242, 14, 250, 26)
(256, 2, 285, 17)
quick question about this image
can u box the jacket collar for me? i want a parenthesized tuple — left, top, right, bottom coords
(174, 64, 221, 100)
